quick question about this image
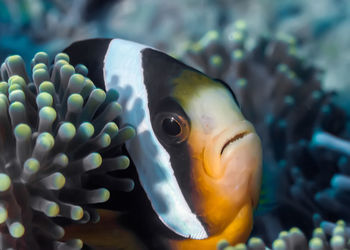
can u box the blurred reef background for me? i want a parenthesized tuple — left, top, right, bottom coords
(1, 0, 350, 249)
(1, 0, 350, 108)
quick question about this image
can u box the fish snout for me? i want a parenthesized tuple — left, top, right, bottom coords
(203, 120, 261, 180)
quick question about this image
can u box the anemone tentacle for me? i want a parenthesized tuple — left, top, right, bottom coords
(221, 220, 350, 250)
(0, 53, 135, 249)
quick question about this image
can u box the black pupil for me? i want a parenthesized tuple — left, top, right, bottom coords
(162, 117, 181, 136)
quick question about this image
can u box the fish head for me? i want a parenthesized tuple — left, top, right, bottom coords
(102, 39, 262, 240)
(170, 70, 262, 235)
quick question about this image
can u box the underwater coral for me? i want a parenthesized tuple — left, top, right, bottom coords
(0, 52, 134, 249)
(1, 0, 350, 108)
(0, 0, 117, 65)
(220, 220, 350, 250)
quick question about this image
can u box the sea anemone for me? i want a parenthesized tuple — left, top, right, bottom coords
(180, 21, 350, 244)
(0, 52, 135, 249)
(218, 220, 350, 250)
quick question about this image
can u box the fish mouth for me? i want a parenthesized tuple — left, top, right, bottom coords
(220, 131, 250, 156)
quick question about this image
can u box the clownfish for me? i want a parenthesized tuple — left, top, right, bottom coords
(62, 38, 262, 250)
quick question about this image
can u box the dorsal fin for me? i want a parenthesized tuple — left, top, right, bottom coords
(63, 38, 112, 89)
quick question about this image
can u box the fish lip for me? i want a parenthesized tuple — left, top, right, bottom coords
(220, 131, 251, 156)
(202, 121, 255, 179)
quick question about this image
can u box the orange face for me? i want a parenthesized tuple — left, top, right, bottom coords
(169, 70, 262, 248)
(187, 99, 262, 236)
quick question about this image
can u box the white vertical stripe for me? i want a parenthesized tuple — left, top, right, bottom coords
(103, 38, 207, 239)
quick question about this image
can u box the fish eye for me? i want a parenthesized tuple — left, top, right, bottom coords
(162, 117, 181, 136)
(155, 112, 190, 144)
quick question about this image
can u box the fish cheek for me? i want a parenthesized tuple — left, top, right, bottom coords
(186, 130, 251, 236)
(185, 132, 222, 234)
